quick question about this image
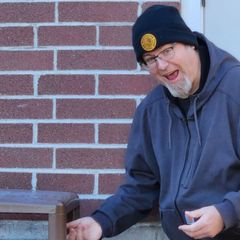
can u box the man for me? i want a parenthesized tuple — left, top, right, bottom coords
(67, 5, 240, 240)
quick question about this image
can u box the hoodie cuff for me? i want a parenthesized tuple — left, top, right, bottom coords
(215, 199, 238, 229)
(91, 210, 113, 237)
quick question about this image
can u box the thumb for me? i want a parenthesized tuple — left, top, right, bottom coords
(185, 208, 204, 219)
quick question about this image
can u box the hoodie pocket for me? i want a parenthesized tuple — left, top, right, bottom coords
(160, 209, 192, 240)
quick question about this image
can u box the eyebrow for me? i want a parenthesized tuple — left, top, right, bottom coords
(143, 52, 159, 58)
(143, 44, 172, 58)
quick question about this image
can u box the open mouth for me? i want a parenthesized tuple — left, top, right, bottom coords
(164, 70, 179, 81)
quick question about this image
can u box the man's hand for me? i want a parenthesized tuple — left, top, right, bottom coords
(66, 216, 103, 240)
(178, 206, 224, 239)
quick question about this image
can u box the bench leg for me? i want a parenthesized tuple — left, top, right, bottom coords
(67, 206, 80, 222)
(48, 212, 66, 240)
(73, 205, 80, 219)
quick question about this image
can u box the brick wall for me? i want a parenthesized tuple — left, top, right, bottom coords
(0, 1, 179, 218)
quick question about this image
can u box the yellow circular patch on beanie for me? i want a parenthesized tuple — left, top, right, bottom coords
(140, 33, 157, 51)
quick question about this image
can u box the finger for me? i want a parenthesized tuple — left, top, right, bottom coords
(76, 225, 85, 240)
(67, 228, 77, 240)
(179, 224, 206, 239)
(179, 217, 205, 232)
(179, 214, 210, 239)
(184, 227, 209, 239)
(67, 219, 81, 229)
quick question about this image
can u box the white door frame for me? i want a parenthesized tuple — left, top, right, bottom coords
(181, 0, 204, 33)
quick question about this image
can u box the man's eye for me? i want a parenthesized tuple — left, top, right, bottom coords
(162, 47, 172, 56)
(146, 58, 156, 64)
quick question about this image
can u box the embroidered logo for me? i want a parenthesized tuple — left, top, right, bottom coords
(140, 33, 157, 51)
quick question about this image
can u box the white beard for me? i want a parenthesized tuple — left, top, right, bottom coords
(163, 76, 192, 99)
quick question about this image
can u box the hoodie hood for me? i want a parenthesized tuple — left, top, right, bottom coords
(187, 32, 240, 116)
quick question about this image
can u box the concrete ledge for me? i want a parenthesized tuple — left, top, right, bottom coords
(104, 222, 169, 240)
(0, 220, 48, 240)
(0, 220, 169, 240)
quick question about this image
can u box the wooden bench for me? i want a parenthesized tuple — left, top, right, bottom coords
(0, 189, 80, 240)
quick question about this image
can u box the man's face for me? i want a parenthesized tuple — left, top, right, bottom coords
(142, 43, 201, 99)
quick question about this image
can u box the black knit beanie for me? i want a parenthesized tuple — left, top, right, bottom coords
(132, 5, 198, 63)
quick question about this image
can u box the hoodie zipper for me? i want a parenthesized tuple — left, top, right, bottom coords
(174, 116, 191, 221)
(182, 118, 194, 188)
(174, 95, 202, 218)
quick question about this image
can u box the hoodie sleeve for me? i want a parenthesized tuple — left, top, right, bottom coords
(215, 199, 238, 229)
(220, 118, 240, 229)
(92, 104, 160, 237)
(222, 192, 240, 228)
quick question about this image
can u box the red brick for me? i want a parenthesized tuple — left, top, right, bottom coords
(0, 27, 33, 46)
(0, 51, 53, 71)
(0, 148, 52, 168)
(38, 124, 94, 143)
(0, 172, 32, 189)
(56, 148, 125, 169)
(58, 50, 136, 70)
(0, 99, 52, 119)
(0, 124, 32, 143)
(38, 26, 96, 46)
(0, 3, 54, 23)
(80, 199, 103, 217)
(99, 26, 132, 46)
(99, 124, 131, 144)
(142, 2, 180, 12)
(0, 75, 33, 95)
(37, 173, 94, 193)
(38, 75, 95, 95)
(99, 75, 158, 95)
(59, 2, 137, 22)
(57, 99, 136, 119)
(99, 174, 125, 194)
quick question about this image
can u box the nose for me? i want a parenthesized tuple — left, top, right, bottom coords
(155, 57, 168, 70)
